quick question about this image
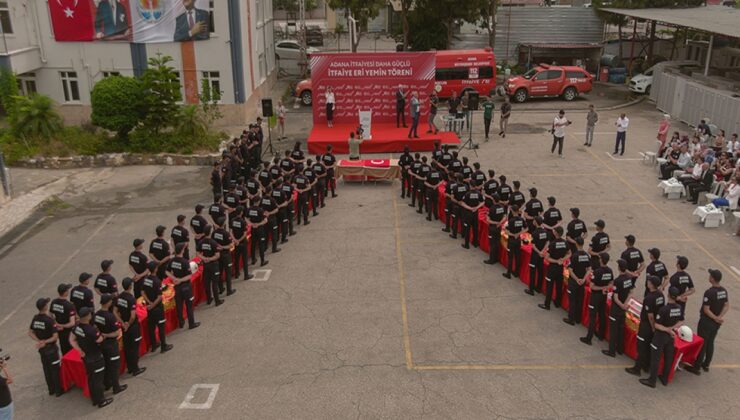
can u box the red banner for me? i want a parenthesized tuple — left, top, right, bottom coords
(309, 52, 436, 125)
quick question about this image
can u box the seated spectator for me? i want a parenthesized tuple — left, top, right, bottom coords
(686, 163, 714, 204)
(688, 135, 702, 157)
(697, 119, 712, 141)
(659, 143, 682, 180)
(712, 129, 726, 153)
(679, 156, 704, 184)
(727, 133, 739, 154)
(714, 153, 734, 182)
(711, 174, 739, 210)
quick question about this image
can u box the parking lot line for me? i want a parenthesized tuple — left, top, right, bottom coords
(392, 190, 415, 370)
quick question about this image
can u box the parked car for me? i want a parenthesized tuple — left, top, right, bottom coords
(629, 60, 698, 95)
(295, 78, 313, 106)
(305, 26, 324, 46)
(274, 40, 318, 62)
(505, 64, 592, 103)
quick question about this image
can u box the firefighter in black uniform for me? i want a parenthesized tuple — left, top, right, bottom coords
(482, 170, 498, 201)
(620, 234, 645, 283)
(669, 255, 695, 316)
(293, 167, 311, 226)
(312, 156, 327, 208)
(509, 181, 526, 210)
(209, 195, 226, 226)
(540, 226, 570, 309)
(542, 196, 563, 239)
(497, 175, 511, 208)
(50, 283, 76, 356)
(523, 188, 543, 233)
(460, 181, 484, 249)
(442, 174, 458, 233)
(190, 204, 208, 249)
(94, 260, 118, 297)
(303, 160, 320, 216)
(626, 275, 665, 376)
(408, 153, 423, 209)
(28, 298, 63, 397)
(280, 176, 297, 237)
(149, 225, 172, 281)
(644, 248, 669, 296)
(230, 206, 254, 281)
(415, 157, 432, 214)
(141, 261, 172, 353)
(483, 194, 506, 265)
(197, 226, 223, 306)
(564, 237, 590, 326)
(70, 272, 95, 313)
(171, 215, 191, 261)
(213, 217, 237, 296)
(321, 145, 338, 198)
(94, 294, 127, 394)
(70, 307, 113, 408)
(565, 208, 587, 255)
(603, 259, 635, 357)
(259, 191, 282, 254)
(588, 219, 611, 269)
(449, 174, 469, 239)
(526, 217, 548, 296)
(399, 146, 414, 199)
(640, 287, 684, 388)
(246, 202, 269, 266)
(687, 269, 729, 375)
(167, 243, 200, 328)
(128, 239, 149, 298)
(502, 205, 527, 279)
(581, 252, 613, 345)
(114, 278, 146, 376)
(424, 164, 443, 221)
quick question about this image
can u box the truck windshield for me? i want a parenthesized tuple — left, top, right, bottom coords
(523, 68, 537, 79)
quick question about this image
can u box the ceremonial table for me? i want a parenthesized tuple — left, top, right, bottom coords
(336, 159, 400, 181)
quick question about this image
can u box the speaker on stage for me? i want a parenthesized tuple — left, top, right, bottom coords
(261, 98, 274, 117)
(467, 92, 480, 111)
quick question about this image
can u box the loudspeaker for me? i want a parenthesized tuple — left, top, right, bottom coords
(467, 91, 480, 111)
(261, 98, 274, 117)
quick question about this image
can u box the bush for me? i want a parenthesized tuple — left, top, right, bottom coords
(128, 127, 223, 155)
(9, 94, 63, 140)
(91, 75, 145, 138)
(0, 68, 19, 114)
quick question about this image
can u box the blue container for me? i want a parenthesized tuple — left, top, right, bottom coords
(609, 67, 627, 75)
(609, 74, 626, 84)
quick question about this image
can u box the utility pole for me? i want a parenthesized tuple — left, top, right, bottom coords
(299, 0, 308, 77)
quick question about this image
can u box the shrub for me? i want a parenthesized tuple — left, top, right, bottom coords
(9, 94, 64, 140)
(0, 68, 19, 114)
(91, 75, 145, 138)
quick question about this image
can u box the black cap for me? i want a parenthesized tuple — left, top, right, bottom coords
(676, 255, 689, 269)
(121, 277, 133, 290)
(648, 248, 660, 258)
(78, 307, 93, 318)
(570, 207, 580, 217)
(133, 238, 145, 247)
(624, 234, 635, 244)
(668, 286, 681, 298)
(617, 259, 627, 271)
(594, 219, 605, 228)
(101, 259, 114, 271)
(648, 275, 662, 288)
(708, 269, 722, 282)
(100, 293, 114, 305)
(57, 283, 73, 295)
(147, 261, 159, 272)
(79, 272, 92, 283)
(36, 297, 50, 311)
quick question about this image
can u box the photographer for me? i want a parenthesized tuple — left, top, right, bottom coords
(551, 110, 571, 159)
(0, 358, 12, 420)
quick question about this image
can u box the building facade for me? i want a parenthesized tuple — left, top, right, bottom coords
(0, 0, 276, 126)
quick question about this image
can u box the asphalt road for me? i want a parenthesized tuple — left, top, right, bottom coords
(1, 101, 739, 419)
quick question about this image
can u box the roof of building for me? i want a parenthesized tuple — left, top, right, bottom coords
(601, 6, 740, 39)
(519, 43, 602, 49)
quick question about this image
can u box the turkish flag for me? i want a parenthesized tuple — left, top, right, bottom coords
(49, 0, 95, 41)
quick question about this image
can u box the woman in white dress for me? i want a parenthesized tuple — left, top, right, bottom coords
(325, 87, 335, 128)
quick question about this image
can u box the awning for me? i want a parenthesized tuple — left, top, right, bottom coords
(601, 6, 740, 39)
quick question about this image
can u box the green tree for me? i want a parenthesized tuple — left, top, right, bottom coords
(140, 53, 182, 134)
(328, 0, 386, 52)
(0, 68, 19, 114)
(177, 104, 208, 140)
(90, 75, 145, 139)
(479, 0, 498, 50)
(199, 78, 222, 128)
(407, 6, 448, 51)
(410, 0, 486, 50)
(9, 94, 63, 141)
(398, 0, 413, 51)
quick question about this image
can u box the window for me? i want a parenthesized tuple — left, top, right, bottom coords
(258, 53, 266, 81)
(479, 66, 494, 79)
(565, 70, 587, 79)
(60, 71, 80, 102)
(208, 0, 215, 33)
(435, 68, 469, 81)
(202, 71, 221, 101)
(0, 1, 12, 34)
(256, 0, 263, 24)
(17, 73, 37, 96)
(278, 41, 299, 50)
(535, 70, 561, 81)
(102, 71, 121, 78)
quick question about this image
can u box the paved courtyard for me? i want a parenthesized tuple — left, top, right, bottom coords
(1, 100, 739, 419)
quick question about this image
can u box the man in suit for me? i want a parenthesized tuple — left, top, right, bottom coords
(174, 0, 210, 42)
(396, 84, 407, 128)
(687, 162, 714, 204)
(95, 0, 129, 39)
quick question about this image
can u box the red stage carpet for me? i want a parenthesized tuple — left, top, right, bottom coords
(307, 123, 461, 155)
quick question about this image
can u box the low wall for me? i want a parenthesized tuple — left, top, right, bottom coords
(14, 153, 219, 170)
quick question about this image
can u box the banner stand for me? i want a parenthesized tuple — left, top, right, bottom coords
(359, 110, 372, 140)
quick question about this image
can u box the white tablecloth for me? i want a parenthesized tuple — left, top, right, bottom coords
(658, 178, 684, 196)
(693, 205, 725, 224)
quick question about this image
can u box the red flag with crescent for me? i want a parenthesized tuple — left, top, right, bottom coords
(49, 0, 95, 41)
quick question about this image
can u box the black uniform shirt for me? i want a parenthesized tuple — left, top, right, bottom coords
(73, 323, 102, 358)
(641, 290, 665, 319)
(94, 273, 118, 295)
(171, 225, 190, 245)
(570, 250, 591, 279)
(548, 238, 569, 260)
(620, 247, 644, 272)
(260, 196, 278, 213)
(197, 238, 219, 259)
(210, 168, 221, 188)
(410, 161, 422, 176)
(149, 238, 171, 262)
(646, 260, 669, 279)
(290, 149, 305, 161)
(168, 257, 192, 279)
(507, 216, 525, 235)
(439, 153, 453, 168)
(510, 191, 526, 209)
(566, 218, 587, 241)
(190, 214, 207, 235)
(543, 207, 562, 228)
(142, 275, 162, 303)
(426, 170, 442, 186)
(461, 165, 473, 180)
(453, 184, 469, 201)
(129, 251, 148, 274)
(498, 184, 511, 201)
(589, 232, 610, 253)
(431, 149, 442, 162)
(399, 152, 413, 168)
(669, 271, 694, 295)
(281, 183, 294, 197)
(224, 192, 239, 209)
(50, 298, 76, 326)
(230, 217, 247, 241)
(246, 206, 266, 224)
(312, 163, 326, 177)
(94, 309, 119, 335)
(524, 199, 543, 218)
(462, 190, 482, 208)
(483, 179, 499, 197)
(419, 164, 431, 179)
(209, 203, 225, 221)
(271, 189, 287, 206)
(445, 181, 457, 198)
(269, 165, 282, 180)
(487, 203, 506, 223)
(612, 274, 635, 304)
(321, 153, 336, 169)
(700, 287, 728, 320)
(473, 170, 486, 185)
(246, 179, 260, 195)
(280, 158, 295, 173)
(115, 292, 136, 323)
(303, 168, 317, 183)
(257, 170, 271, 187)
(531, 227, 549, 252)
(656, 303, 684, 328)
(30, 314, 56, 341)
(448, 159, 462, 174)
(70, 286, 94, 312)
(591, 266, 614, 288)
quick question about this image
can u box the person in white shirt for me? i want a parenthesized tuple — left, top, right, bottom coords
(277, 100, 287, 140)
(727, 133, 739, 154)
(325, 87, 335, 128)
(711, 174, 740, 210)
(613, 113, 629, 156)
(550, 110, 571, 158)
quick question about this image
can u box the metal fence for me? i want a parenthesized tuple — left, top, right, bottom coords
(652, 68, 740, 135)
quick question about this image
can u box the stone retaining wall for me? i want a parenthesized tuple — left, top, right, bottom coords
(14, 153, 220, 169)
